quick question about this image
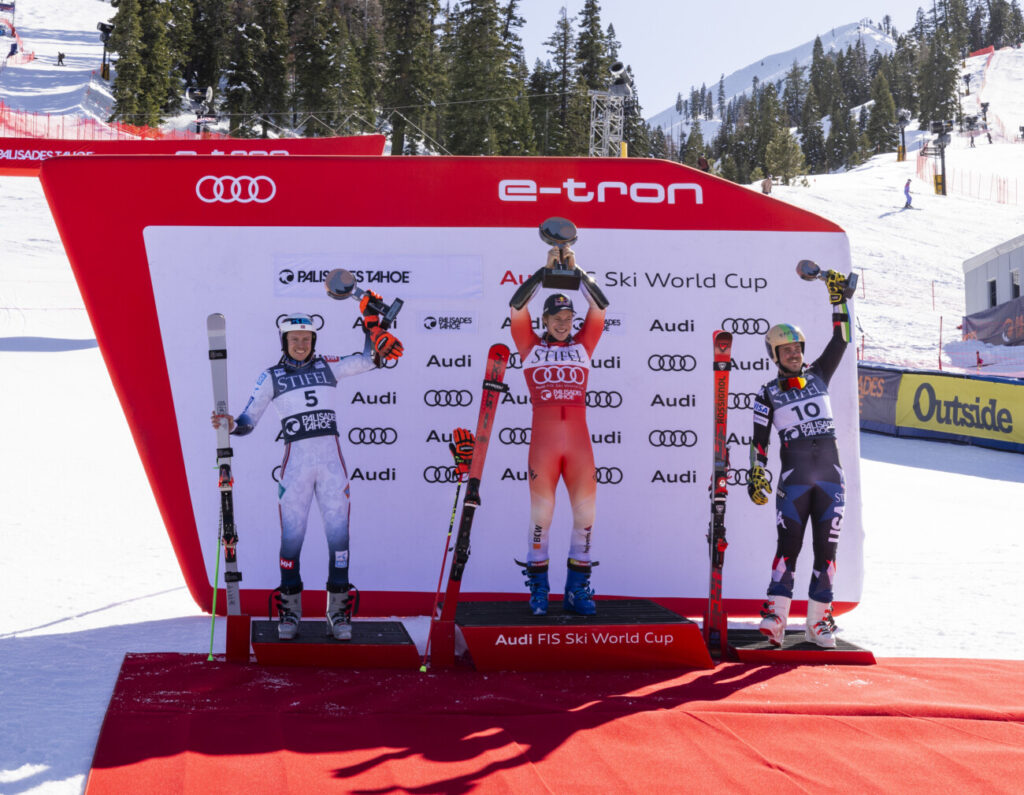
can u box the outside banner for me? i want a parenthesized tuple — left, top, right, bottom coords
(0, 134, 385, 176)
(39, 154, 861, 617)
(895, 371, 1023, 446)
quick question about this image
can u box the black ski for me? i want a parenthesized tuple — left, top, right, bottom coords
(703, 330, 732, 656)
(208, 313, 242, 616)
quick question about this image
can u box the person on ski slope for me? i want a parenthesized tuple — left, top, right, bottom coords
(746, 270, 852, 648)
(508, 245, 610, 616)
(210, 299, 403, 641)
(904, 179, 912, 208)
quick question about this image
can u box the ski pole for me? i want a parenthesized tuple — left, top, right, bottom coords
(420, 475, 463, 672)
(207, 514, 223, 662)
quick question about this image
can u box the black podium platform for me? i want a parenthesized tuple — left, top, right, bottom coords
(250, 620, 420, 668)
(453, 599, 714, 671)
(728, 629, 876, 665)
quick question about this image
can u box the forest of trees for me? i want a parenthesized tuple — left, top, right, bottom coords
(104, 0, 1024, 182)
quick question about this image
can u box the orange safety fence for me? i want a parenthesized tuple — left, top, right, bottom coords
(0, 99, 223, 141)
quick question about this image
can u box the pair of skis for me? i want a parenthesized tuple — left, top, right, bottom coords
(207, 314, 242, 637)
(704, 330, 733, 657)
(422, 343, 510, 669)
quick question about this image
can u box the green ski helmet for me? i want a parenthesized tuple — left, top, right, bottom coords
(765, 323, 805, 364)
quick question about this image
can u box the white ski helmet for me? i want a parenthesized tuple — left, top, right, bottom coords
(277, 313, 319, 356)
(765, 323, 805, 364)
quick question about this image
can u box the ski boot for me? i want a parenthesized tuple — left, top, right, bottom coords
(805, 599, 836, 648)
(563, 559, 597, 616)
(272, 585, 302, 640)
(326, 583, 359, 641)
(759, 594, 791, 647)
(516, 559, 550, 615)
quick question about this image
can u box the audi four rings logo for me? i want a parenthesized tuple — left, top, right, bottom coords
(531, 365, 586, 385)
(721, 318, 770, 334)
(595, 466, 624, 484)
(586, 390, 623, 408)
(423, 466, 459, 483)
(729, 392, 759, 410)
(196, 175, 276, 203)
(507, 353, 523, 369)
(648, 354, 697, 372)
(347, 427, 398, 445)
(423, 389, 474, 407)
(499, 427, 532, 444)
(728, 467, 772, 486)
(648, 430, 698, 447)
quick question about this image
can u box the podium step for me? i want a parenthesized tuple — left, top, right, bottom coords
(454, 599, 714, 671)
(250, 620, 419, 668)
(729, 628, 876, 665)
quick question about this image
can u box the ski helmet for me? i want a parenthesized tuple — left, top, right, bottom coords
(277, 313, 317, 357)
(542, 293, 574, 316)
(765, 323, 805, 364)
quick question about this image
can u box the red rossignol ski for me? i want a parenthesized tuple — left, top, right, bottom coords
(441, 342, 509, 611)
(703, 330, 733, 657)
(427, 343, 509, 667)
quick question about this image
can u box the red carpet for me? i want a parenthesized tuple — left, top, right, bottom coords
(87, 654, 1024, 794)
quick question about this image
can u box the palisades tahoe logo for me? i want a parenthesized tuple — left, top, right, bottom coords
(897, 375, 1018, 439)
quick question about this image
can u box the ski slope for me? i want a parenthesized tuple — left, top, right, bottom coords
(3, 6, 1024, 795)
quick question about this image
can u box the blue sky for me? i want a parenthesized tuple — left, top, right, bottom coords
(514, 1, 935, 115)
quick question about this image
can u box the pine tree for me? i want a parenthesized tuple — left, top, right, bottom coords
(292, 0, 338, 135)
(164, 0, 194, 115)
(136, 0, 174, 126)
(717, 74, 726, 119)
(224, 4, 264, 136)
(381, 0, 438, 153)
(528, 57, 559, 155)
(681, 119, 704, 167)
(442, 0, 526, 155)
(253, 0, 291, 136)
(780, 60, 805, 127)
(867, 71, 898, 152)
(109, 0, 145, 124)
(497, 0, 536, 154)
(799, 84, 827, 172)
(190, 0, 231, 108)
(576, 0, 613, 90)
(765, 127, 806, 184)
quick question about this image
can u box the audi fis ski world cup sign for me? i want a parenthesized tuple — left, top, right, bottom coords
(38, 153, 862, 616)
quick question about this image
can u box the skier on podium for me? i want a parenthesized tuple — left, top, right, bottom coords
(746, 270, 852, 648)
(508, 244, 610, 616)
(210, 301, 403, 642)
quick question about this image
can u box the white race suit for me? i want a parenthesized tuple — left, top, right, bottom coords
(232, 339, 377, 590)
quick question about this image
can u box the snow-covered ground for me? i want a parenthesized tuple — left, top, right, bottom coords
(3, 6, 1024, 795)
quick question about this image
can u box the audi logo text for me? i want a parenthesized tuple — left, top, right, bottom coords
(423, 389, 474, 407)
(530, 365, 586, 385)
(347, 427, 398, 445)
(423, 465, 460, 483)
(595, 466, 624, 484)
(648, 430, 698, 447)
(499, 427, 532, 445)
(721, 318, 770, 335)
(648, 354, 697, 372)
(586, 390, 623, 408)
(196, 175, 276, 203)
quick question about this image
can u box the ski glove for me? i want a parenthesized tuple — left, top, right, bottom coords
(370, 327, 403, 360)
(826, 270, 847, 305)
(360, 290, 384, 330)
(747, 465, 772, 506)
(449, 427, 475, 477)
